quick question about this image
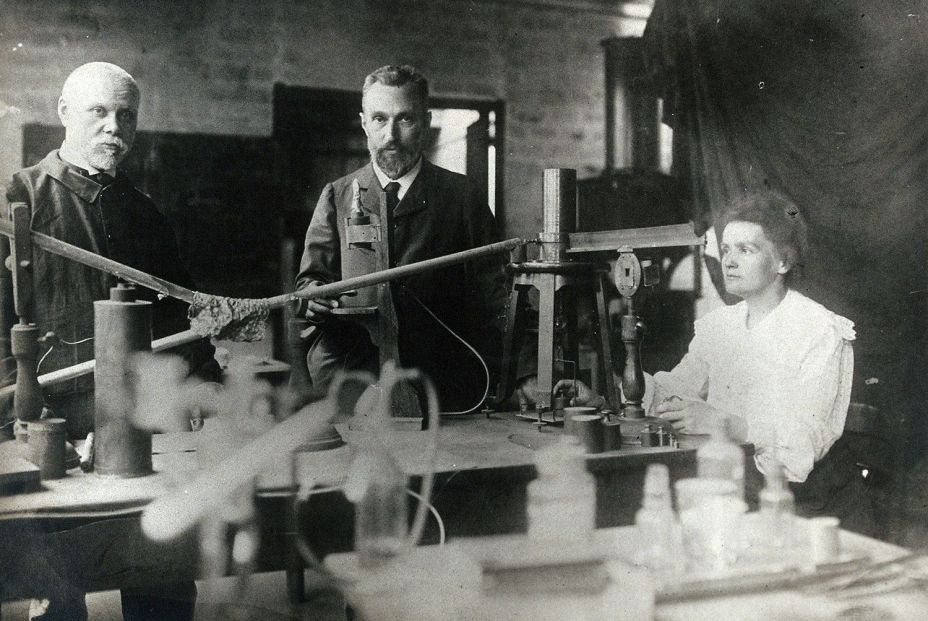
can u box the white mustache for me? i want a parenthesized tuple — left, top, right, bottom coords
(93, 139, 127, 150)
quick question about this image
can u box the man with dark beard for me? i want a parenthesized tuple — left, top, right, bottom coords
(1, 62, 215, 621)
(294, 64, 510, 411)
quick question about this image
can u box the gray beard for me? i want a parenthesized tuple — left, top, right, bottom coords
(373, 145, 419, 179)
(85, 145, 126, 171)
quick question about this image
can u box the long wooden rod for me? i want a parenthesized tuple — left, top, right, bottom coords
(0, 218, 523, 311)
(274, 236, 524, 305)
(0, 218, 197, 304)
(0, 225, 522, 393)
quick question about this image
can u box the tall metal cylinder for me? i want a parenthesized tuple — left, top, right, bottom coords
(93, 285, 153, 477)
(539, 168, 577, 263)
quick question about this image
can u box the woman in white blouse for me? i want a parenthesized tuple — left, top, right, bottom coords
(567, 191, 855, 483)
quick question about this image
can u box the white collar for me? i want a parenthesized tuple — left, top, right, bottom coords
(372, 157, 423, 201)
(739, 288, 794, 331)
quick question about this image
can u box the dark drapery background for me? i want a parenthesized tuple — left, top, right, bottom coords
(642, 1, 928, 463)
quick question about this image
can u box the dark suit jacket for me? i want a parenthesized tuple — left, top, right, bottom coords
(1, 150, 218, 399)
(296, 160, 509, 410)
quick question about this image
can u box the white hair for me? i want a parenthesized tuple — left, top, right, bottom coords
(61, 62, 139, 100)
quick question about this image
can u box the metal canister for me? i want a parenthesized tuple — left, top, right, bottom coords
(28, 418, 67, 479)
(93, 285, 153, 477)
(573, 413, 605, 454)
(539, 168, 576, 263)
(602, 418, 622, 451)
(640, 424, 659, 447)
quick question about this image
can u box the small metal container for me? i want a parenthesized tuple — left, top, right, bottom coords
(28, 418, 67, 479)
(551, 395, 571, 425)
(563, 405, 596, 435)
(602, 418, 622, 451)
(573, 414, 605, 454)
(640, 424, 659, 447)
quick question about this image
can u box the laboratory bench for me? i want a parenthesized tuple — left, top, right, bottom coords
(325, 517, 927, 620)
(0, 411, 733, 604)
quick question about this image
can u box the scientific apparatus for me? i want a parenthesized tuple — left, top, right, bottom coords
(498, 168, 619, 420)
(342, 362, 441, 568)
(94, 284, 154, 477)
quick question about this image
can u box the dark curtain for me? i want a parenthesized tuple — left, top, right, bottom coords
(643, 1, 928, 457)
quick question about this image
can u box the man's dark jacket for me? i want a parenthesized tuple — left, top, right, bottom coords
(1, 150, 218, 416)
(296, 159, 509, 410)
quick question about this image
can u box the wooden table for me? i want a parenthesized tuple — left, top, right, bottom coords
(325, 519, 927, 621)
(0, 412, 703, 603)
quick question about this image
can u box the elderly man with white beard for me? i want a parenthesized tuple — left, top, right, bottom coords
(1, 61, 216, 621)
(1, 62, 218, 441)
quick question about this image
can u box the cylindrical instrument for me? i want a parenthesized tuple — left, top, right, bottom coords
(539, 168, 577, 263)
(573, 413, 605, 454)
(602, 417, 622, 451)
(340, 179, 380, 311)
(11, 323, 43, 422)
(93, 285, 153, 477)
(27, 418, 67, 479)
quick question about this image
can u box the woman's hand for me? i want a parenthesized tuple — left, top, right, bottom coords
(655, 397, 725, 434)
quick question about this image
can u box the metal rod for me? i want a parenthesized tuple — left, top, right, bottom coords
(0, 216, 523, 310)
(279, 237, 525, 305)
(0, 236, 523, 396)
(0, 219, 196, 304)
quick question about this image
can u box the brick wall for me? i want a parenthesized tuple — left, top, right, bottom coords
(0, 0, 648, 238)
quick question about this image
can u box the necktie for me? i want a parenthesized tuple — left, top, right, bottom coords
(385, 181, 400, 212)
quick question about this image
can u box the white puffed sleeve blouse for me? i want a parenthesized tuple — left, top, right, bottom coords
(650, 289, 855, 483)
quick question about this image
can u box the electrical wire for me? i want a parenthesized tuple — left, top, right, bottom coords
(406, 488, 446, 546)
(287, 367, 441, 581)
(287, 482, 335, 575)
(59, 336, 94, 346)
(35, 336, 94, 374)
(432, 469, 463, 499)
(288, 483, 448, 573)
(405, 287, 490, 416)
(35, 346, 54, 374)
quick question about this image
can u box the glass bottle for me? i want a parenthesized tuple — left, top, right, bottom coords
(759, 459, 795, 553)
(526, 435, 595, 544)
(696, 416, 745, 501)
(354, 444, 408, 568)
(635, 463, 683, 576)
